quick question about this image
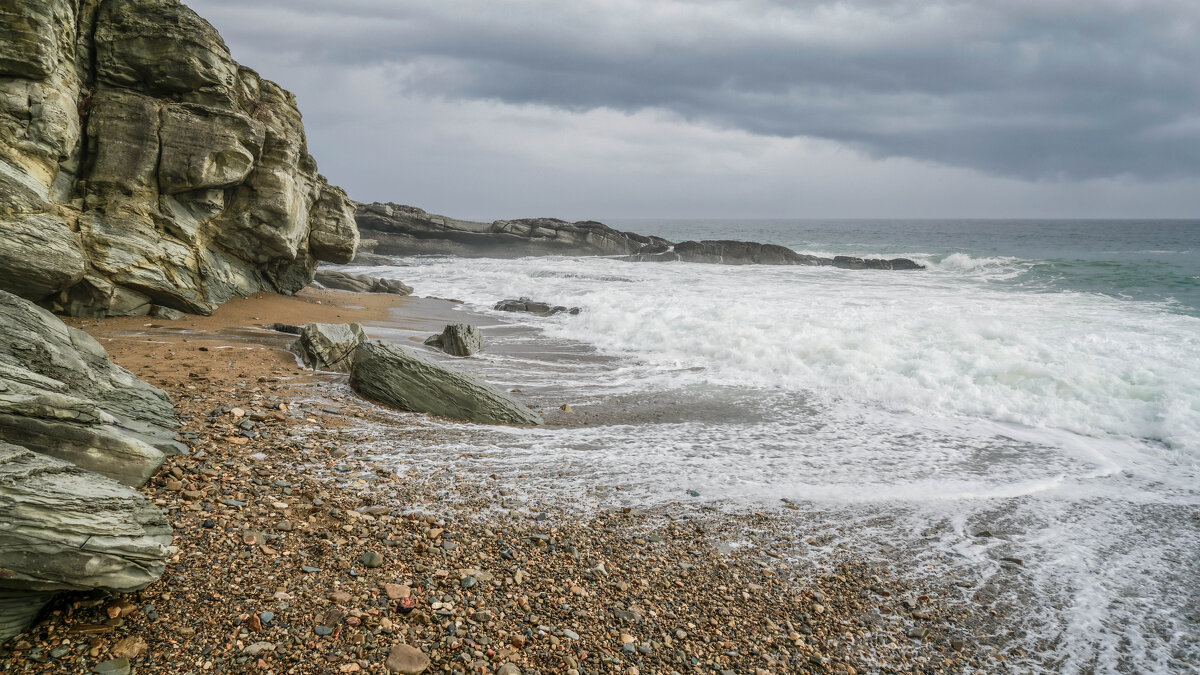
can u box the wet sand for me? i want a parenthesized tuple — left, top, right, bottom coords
(1, 290, 997, 674)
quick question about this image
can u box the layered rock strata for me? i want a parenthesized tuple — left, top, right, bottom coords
(0, 0, 359, 318)
(314, 270, 412, 296)
(0, 291, 182, 486)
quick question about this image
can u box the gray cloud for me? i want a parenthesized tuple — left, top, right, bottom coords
(187, 0, 1199, 182)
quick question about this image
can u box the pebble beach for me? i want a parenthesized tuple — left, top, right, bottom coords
(0, 289, 1002, 674)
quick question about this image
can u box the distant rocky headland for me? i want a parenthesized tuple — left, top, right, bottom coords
(356, 202, 924, 270)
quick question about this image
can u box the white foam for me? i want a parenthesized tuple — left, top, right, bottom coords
(347, 255, 1200, 672)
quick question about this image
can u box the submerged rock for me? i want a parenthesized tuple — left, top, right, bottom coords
(494, 298, 581, 317)
(314, 270, 413, 296)
(291, 322, 367, 372)
(350, 340, 543, 425)
(0, 441, 171, 642)
(424, 324, 483, 357)
(0, 291, 182, 486)
(0, 0, 358, 317)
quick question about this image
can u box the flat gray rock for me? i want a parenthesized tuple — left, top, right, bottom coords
(351, 340, 542, 426)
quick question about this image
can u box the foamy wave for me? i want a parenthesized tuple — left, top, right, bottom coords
(930, 252, 1025, 274)
(368, 255, 1200, 454)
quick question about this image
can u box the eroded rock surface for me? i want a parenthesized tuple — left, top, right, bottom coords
(0, 290, 182, 486)
(0, 0, 358, 317)
(292, 322, 366, 372)
(350, 340, 543, 426)
(424, 324, 482, 357)
(0, 441, 171, 642)
(315, 270, 412, 296)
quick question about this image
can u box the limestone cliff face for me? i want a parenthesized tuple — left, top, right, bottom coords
(0, 0, 358, 317)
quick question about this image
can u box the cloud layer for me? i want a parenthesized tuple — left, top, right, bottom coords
(186, 0, 1200, 217)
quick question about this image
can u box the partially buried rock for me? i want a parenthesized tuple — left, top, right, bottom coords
(386, 644, 430, 674)
(423, 324, 482, 356)
(291, 322, 367, 372)
(494, 297, 580, 316)
(315, 270, 412, 296)
(350, 340, 543, 425)
(359, 551, 384, 568)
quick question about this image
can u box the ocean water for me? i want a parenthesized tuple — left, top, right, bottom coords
(343, 219, 1200, 673)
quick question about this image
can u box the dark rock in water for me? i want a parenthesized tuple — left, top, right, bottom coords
(355, 202, 923, 271)
(0, 441, 171, 643)
(314, 270, 412, 295)
(291, 323, 367, 372)
(0, 291, 183, 486)
(424, 324, 483, 357)
(266, 323, 302, 335)
(356, 203, 667, 259)
(0, 0, 358, 317)
(833, 256, 925, 271)
(344, 252, 398, 267)
(494, 298, 581, 317)
(350, 340, 543, 426)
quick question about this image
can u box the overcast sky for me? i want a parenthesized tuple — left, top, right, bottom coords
(186, 0, 1199, 220)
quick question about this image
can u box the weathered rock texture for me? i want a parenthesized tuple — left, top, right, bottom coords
(355, 202, 922, 270)
(0, 290, 182, 486)
(291, 322, 366, 372)
(315, 270, 412, 296)
(351, 340, 543, 426)
(424, 323, 482, 357)
(0, 0, 358, 317)
(0, 441, 171, 642)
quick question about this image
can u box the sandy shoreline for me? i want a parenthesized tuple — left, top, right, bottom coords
(2, 289, 995, 674)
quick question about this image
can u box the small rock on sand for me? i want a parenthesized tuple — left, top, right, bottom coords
(386, 644, 430, 674)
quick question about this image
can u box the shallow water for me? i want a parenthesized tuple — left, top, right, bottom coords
(335, 221, 1200, 673)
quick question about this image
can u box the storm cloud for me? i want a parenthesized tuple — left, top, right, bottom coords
(186, 0, 1200, 217)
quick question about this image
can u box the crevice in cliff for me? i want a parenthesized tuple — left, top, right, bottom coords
(71, 0, 108, 202)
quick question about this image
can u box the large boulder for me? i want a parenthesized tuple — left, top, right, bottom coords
(0, 441, 172, 642)
(314, 270, 412, 296)
(0, 0, 359, 317)
(350, 340, 543, 426)
(424, 324, 483, 357)
(0, 291, 182, 486)
(292, 322, 366, 372)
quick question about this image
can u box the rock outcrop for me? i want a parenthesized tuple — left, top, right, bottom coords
(0, 441, 172, 642)
(494, 298, 582, 317)
(350, 340, 543, 426)
(355, 202, 922, 270)
(291, 322, 366, 372)
(314, 270, 412, 296)
(356, 203, 668, 258)
(0, 292, 175, 641)
(0, 0, 359, 318)
(424, 324, 483, 357)
(0, 291, 182, 486)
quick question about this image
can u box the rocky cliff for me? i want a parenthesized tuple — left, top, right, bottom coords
(0, 0, 359, 318)
(355, 202, 923, 269)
